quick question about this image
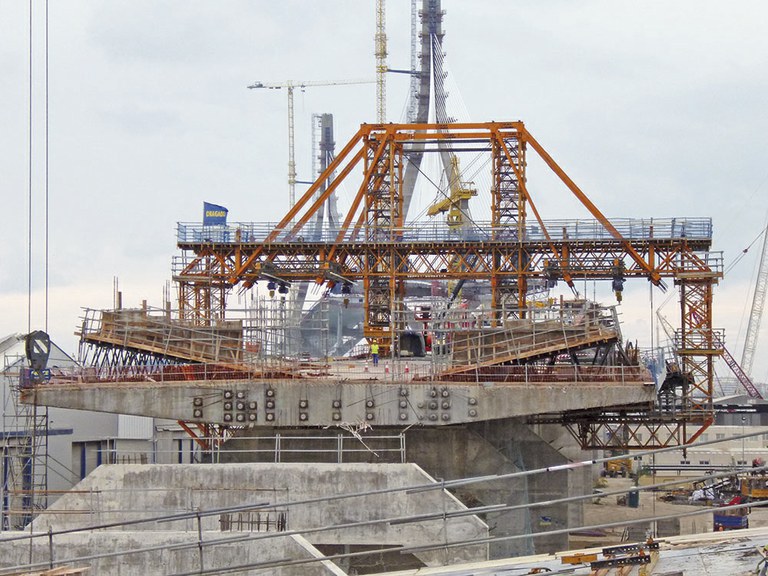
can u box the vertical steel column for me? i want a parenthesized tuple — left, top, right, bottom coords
(491, 132, 527, 312)
(363, 132, 404, 351)
(677, 277, 716, 415)
(178, 272, 230, 325)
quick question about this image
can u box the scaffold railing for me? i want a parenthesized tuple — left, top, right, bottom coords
(66, 299, 657, 385)
(40, 361, 653, 387)
(176, 217, 713, 246)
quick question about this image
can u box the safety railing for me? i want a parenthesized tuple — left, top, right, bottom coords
(444, 317, 618, 368)
(97, 433, 406, 465)
(3, 489, 290, 533)
(176, 217, 713, 246)
(41, 361, 652, 386)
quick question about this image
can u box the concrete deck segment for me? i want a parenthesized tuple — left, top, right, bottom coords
(23, 377, 655, 426)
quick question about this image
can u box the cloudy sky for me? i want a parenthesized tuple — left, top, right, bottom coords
(1, 1, 767, 382)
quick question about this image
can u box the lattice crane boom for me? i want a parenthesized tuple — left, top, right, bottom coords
(741, 222, 768, 376)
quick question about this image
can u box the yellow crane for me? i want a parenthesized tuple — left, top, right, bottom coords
(247, 78, 374, 211)
(426, 155, 477, 228)
(375, 0, 387, 123)
(425, 155, 477, 301)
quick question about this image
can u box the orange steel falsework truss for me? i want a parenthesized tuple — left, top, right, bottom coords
(173, 121, 722, 449)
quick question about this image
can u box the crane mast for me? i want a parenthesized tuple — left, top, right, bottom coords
(375, 0, 387, 123)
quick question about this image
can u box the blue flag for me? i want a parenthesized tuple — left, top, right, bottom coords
(203, 202, 228, 225)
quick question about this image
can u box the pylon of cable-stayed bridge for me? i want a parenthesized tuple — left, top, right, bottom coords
(401, 0, 454, 220)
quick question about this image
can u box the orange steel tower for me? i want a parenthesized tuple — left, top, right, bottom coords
(173, 121, 721, 449)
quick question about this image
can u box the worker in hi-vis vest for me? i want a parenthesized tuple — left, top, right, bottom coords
(370, 340, 379, 366)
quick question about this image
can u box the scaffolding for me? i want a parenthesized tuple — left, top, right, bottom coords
(76, 295, 334, 381)
(1, 340, 49, 531)
(66, 297, 643, 387)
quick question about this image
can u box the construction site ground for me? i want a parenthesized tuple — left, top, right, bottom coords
(574, 476, 768, 549)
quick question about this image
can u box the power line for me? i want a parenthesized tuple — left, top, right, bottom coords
(3, 430, 768, 574)
(27, 0, 33, 334)
(45, 0, 49, 332)
(724, 225, 766, 276)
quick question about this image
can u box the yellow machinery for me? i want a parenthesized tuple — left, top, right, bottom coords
(604, 458, 633, 478)
(427, 155, 477, 229)
(741, 476, 768, 500)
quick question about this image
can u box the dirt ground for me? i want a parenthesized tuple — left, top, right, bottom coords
(573, 477, 768, 549)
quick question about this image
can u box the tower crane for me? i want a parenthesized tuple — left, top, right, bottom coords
(247, 78, 374, 211)
(741, 221, 768, 378)
(375, 0, 387, 123)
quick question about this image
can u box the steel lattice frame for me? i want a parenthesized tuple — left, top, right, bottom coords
(363, 132, 406, 342)
(491, 134, 527, 310)
(79, 341, 184, 379)
(177, 261, 229, 324)
(173, 122, 722, 449)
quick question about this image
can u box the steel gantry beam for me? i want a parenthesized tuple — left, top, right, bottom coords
(174, 121, 722, 449)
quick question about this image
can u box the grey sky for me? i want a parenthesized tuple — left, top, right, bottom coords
(1, 1, 767, 381)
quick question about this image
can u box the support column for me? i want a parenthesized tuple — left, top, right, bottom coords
(491, 134, 527, 313)
(364, 135, 405, 352)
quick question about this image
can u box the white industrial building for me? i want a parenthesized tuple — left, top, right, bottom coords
(0, 333, 189, 530)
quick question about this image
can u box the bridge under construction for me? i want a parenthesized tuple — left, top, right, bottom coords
(19, 120, 723, 562)
(26, 121, 721, 446)
(4, 1, 734, 572)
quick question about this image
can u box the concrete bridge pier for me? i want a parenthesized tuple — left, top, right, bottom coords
(221, 419, 589, 559)
(405, 420, 588, 558)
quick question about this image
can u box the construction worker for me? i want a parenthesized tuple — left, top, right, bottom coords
(370, 340, 379, 367)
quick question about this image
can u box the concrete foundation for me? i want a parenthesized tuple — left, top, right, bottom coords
(0, 531, 346, 576)
(3, 463, 488, 575)
(220, 419, 589, 558)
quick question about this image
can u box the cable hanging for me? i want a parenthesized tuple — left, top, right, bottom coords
(724, 224, 767, 276)
(45, 0, 50, 332)
(27, 0, 33, 334)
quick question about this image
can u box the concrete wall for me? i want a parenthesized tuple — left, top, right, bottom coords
(219, 419, 590, 559)
(638, 424, 768, 473)
(20, 462, 487, 574)
(0, 531, 347, 576)
(405, 420, 589, 558)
